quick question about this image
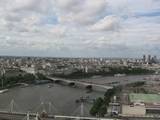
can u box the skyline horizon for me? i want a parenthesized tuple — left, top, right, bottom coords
(0, 54, 159, 59)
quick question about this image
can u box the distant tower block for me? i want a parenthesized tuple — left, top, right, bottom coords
(27, 112, 30, 120)
(142, 55, 146, 63)
(113, 96, 117, 103)
(85, 66, 88, 73)
(147, 55, 151, 64)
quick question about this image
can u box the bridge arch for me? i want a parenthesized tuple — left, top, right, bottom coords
(68, 82, 75, 86)
(85, 84, 92, 89)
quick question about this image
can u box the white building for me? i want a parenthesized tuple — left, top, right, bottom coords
(21, 67, 36, 74)
(121, 105, 146, 116)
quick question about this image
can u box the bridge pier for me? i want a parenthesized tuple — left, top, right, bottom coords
(85, 85, 92, 89)
(68, 82, 75, 86)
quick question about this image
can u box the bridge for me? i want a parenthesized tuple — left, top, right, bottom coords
(1, 111, 160, 120)
(0, 111, 121, 120)
(48, 77, 113, 91)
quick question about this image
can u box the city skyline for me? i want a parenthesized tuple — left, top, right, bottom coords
(0, 0, 160, 57)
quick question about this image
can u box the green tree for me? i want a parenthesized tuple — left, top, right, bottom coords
(36, 73, 48, 80)
(90, 97, 104, 116)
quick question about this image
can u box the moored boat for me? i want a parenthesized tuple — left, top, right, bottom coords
(0, 89, 8, 94)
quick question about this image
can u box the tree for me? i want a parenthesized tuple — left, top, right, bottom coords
(90, 97, 105, 116)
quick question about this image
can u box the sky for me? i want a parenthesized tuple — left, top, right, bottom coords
(0, 0, 160, 58)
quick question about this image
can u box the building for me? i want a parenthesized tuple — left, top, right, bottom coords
(21, 67, 36, 74)
(108, 96, 121, 116)
(121, 93, 160, 116)
(147, 55, 151, 64)
(130, 93, 160, 113)
(142, 55, 146, 63)
(151, 56, 158, 64)
(122, 105, 146, 116)
(85, 66, 88, 73)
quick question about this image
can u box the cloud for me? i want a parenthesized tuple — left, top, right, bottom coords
(89, 15, 120, 31)
(55, 0, 107, 25)
(0, 0, 159, 57)
(5, 0, 53, 13)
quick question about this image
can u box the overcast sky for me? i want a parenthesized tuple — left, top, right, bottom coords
(0, 0, 160, 57)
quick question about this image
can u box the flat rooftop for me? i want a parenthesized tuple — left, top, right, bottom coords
(129, 93, 160, 104)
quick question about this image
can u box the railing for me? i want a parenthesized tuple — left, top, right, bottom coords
(0, 111, 118, 120)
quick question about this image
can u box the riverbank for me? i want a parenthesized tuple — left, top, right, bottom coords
(0, 73, 52, 90)
(52, 67, 155, 79)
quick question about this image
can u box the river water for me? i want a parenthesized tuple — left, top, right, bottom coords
(0, 84, 103, 116)
(73, 74, 157, 86)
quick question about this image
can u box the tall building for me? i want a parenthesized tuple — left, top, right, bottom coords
(147, 55, 151, 64)
(85, 66, 88, 73)
(151, 55, 158, 64)
(142, 55, 146, 63)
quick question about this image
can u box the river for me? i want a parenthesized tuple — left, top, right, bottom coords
(0, 83, 103, 116)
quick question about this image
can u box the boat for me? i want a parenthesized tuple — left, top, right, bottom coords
(17, 83, 29, 88)
(48, 84, 54, 88)
(114, 74, 126, 77)
(0, 89, 8, 94)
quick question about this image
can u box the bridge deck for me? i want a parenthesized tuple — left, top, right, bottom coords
(49, 77, 113, 90)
